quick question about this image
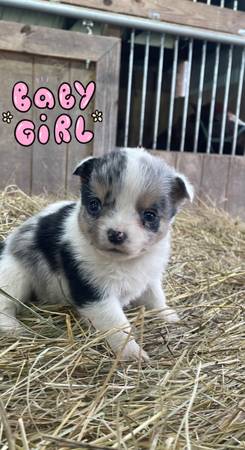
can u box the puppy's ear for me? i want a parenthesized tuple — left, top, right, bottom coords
(171, 173, 194, 210)
(73, 156, 97, 182)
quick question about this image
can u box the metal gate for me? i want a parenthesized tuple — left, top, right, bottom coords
(117, 0, 245, 156)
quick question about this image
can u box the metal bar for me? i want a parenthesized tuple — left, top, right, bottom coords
(139, 31, 150, 147)
(206, 43, 221, 154)
(219, 45, 233, 154)
(193, 0, 211, 153)
(206, 0, 224, 153)
(153, 33, 165, 150)
(193, 41, 207, 153)
(167, 37, 179, 151)
(1, 0, 245, 46)
(232, 47, 245, 155)
(124, 29, 135, 148)
(180, 38, 193, 151)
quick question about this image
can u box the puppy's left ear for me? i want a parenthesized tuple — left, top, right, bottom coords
(73, 156, 97, 182)
(171, 173, 194, 209)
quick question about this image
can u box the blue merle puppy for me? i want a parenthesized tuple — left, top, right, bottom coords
(0, 148, 193, 361)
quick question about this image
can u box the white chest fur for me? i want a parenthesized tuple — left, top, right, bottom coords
(79, 236, 170, 306)
(64, 211, 171, 306)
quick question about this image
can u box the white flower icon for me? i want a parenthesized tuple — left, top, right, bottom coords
(91, 110, 103, 123)
(2, 111, 13, 124)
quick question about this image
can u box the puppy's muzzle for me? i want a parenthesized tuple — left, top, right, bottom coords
(107, 229, 127, 245)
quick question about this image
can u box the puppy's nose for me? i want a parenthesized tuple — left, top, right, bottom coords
(107, 229, 127, 245)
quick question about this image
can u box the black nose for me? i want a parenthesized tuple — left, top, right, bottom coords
(107, 229, 127, 245)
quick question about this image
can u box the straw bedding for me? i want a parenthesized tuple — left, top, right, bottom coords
(0, 186, 244, 450)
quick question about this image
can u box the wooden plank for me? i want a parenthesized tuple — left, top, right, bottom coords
(176, 153, 203, 198)
(0, 22, 121, 191)
(0, 20, 120, 62)
(66, 61, 95, 194)
(31, 56, 69, 195)
(200, 154, 230, 209)
(0, 51, 32, 193)
(59, 0, 245, 35)
(93, 39, 121, 156)
(226, 156, 245, 221)
(151, 150, 177, 168)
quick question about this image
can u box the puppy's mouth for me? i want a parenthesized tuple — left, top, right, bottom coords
(94, 239, 148, 259)
(101, 245, 146, 260)
(107, 247, 128, 255)
(96, 244, 133, 258)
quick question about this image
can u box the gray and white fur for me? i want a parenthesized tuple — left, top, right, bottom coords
(0, 148, 193, 361)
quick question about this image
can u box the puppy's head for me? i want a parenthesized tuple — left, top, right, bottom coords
(74, 149, 193, 259)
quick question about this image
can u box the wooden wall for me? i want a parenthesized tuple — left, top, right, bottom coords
(0, 50, 95, 196)
(151, 150, 245, 221)
(0, 21, 121, 196)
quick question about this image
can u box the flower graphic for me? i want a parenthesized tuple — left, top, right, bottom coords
(2, 111, 13, 124)
(91, 110, 103, 123)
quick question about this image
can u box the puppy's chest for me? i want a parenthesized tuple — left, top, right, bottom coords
(113, 273, 147, 306)
(95, 262, 156, 306)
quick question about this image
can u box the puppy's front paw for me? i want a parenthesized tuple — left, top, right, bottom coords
(119, 340, 149, 362)
(0, 318, 24, 335)
(160, 307, 180, 323)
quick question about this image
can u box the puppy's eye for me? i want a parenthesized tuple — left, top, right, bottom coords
(143, 210, 157, 223)
(87, 198, 102, 216)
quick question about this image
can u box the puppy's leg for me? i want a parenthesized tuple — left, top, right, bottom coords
(137, 281, 180, 323)
(80, 297, 149, 361)
(0, 255, 31, 333)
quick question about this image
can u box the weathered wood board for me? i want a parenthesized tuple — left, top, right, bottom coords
(145, 150, 245, 221)
(94, 40, 121, 156)
(0, 21, 121, 195)
(31, 57, 70, 196)
(0, 20, 119, 62)
(0, 51, 33, 193)
(66, 61, 96, 194)
(226, 157, 245, 220)
(200, 154, 231, 210)
(176, 153, 203, 197)
(59, 0, 245, 36)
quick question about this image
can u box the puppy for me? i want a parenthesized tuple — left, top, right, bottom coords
(0, 148, 193, 360)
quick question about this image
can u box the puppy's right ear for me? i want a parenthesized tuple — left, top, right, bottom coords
(170, 173, 194, 210)
(73, 156, 97, 182)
